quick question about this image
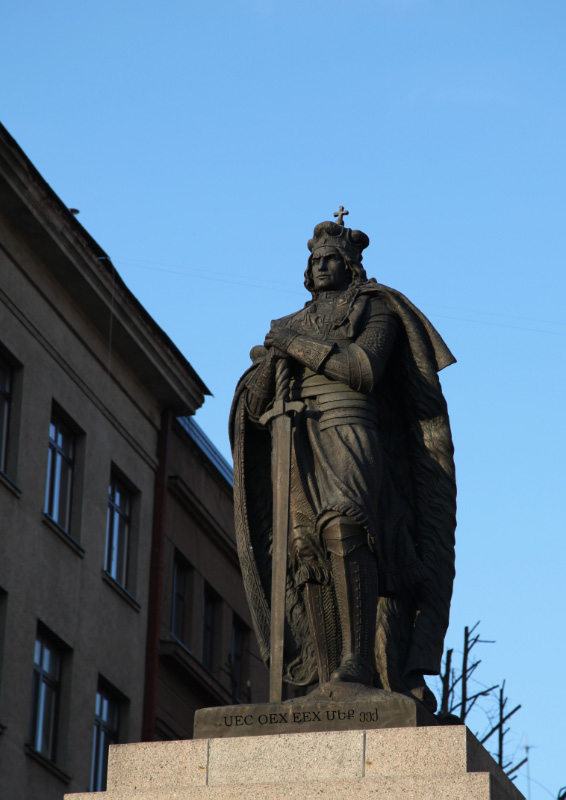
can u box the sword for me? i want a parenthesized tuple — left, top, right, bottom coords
(259, 357, 304, 702)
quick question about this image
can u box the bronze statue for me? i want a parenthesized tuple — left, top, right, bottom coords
(230, 212, 456, 712)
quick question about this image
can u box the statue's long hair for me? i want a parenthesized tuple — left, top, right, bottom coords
(304, 252, 368, 298)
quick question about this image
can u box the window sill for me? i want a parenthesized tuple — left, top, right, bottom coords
(25, 744, 71, 784)
(102, 570, 141, 611)
(0, 470, 22, 498)
(42, 514, 85, 558)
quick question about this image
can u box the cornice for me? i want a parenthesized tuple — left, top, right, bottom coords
(0, 123, 210, 415)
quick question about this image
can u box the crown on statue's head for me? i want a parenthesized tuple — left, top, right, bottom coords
(308, 220, 370, 263)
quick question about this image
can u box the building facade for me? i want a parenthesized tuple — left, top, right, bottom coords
(0, 125, 268, 799)
(147, 417, 269, 742)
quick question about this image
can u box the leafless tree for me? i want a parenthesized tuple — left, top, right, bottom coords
(439, 622, 497, 722)
(438, 623, 527, 779)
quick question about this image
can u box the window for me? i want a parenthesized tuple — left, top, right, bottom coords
(105, 473, 132, 587)
(229, 616, 248, 701)
(29, 631, 62, 762)
(0, 347, 22, 485)
(202, 585, 221, 672)
(171, 554, 192, 646)
(0, 588, 7, 703)
(90, 682, 120, 792)
(0, 356, 11, 473)
(44, 414, 74, 531)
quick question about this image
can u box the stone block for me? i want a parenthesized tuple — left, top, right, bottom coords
(64, 773, 517, 800)
(208, 729, 364, 785)
(64, 725, 525, 800)
(106, 738, 208, 791)
(364, 726, 485, 775)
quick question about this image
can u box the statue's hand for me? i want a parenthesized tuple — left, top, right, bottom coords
(263, 331, 278, 349)
(250, 344, 284, 363)
(264, 329, 297, 353)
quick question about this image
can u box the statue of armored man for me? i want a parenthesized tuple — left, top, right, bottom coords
(230, 211, 456, 712)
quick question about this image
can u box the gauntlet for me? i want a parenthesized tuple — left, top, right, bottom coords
(269, 328, 335, 373)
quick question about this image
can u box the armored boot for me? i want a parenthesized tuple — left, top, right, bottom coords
(323, 519, 378, 685)
(303, 582, 341, 684)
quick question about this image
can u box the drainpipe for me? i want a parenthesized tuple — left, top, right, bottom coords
(142, 407, 173, 741)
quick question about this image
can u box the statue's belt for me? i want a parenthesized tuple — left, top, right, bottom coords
(288, 380, 378, 431)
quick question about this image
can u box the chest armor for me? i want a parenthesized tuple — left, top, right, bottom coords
(286, 292, 378, 431)
(288, 292, 354, 346)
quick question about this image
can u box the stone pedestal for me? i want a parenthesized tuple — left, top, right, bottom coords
(65, 725, 524, 800)
(193, 691, 436, 738)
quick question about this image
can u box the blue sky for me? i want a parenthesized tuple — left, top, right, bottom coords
(3, 2, 565, 796)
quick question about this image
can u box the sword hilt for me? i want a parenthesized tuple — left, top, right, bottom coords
(259, 357, 304, 428)
(275, 357, 290, 402)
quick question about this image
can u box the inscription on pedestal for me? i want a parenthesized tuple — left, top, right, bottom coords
(223, 706, 376, 728)
(194, 696, 436, 739)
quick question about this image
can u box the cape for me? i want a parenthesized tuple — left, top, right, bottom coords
(229, 281, 457, 686)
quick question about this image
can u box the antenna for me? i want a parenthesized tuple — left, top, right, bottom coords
(524, 735, 532, 800)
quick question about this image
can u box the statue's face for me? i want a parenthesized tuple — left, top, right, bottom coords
(311, 249, 349, 292)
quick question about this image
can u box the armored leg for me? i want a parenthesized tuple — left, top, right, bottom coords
(303, 582, 341, 684)
(322, 518, 378, 685)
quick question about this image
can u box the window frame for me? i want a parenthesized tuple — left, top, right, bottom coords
(44, 412, 75, 533)
(0, 588, 7, 715)
(171, 552, 192, 647)
(105, 471, 133, 589)
(0, 346, 23, 487)
(90, 680, 121, 792)
(202, 584, 221, 673)
(29, 629, 64, 763)
(0, 355, 11, 474)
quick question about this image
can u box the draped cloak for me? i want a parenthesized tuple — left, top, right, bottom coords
(229, 281, 457, 688)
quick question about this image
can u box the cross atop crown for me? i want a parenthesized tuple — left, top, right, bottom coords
(333, 205, 349, 226)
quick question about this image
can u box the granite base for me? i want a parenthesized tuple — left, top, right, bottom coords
(64, 725, 525, 800)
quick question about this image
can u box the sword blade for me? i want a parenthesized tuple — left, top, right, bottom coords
(269, 411, 292, 703)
